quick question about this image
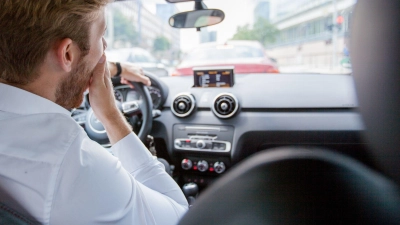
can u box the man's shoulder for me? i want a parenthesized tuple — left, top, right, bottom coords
(0, 112, 87, 163)
(27, 112, 85, 142)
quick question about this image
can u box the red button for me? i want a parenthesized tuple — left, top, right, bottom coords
(209, 167, 214, 172)
(193, 166, 198, 170)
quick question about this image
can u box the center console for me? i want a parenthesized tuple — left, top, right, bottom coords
(173, 124, 234, 187)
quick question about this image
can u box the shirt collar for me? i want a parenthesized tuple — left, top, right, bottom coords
(0, 83, 71, 116)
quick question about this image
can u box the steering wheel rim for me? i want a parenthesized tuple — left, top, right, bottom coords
(84, 80, 153, 145)
(130, 80, 153, 142)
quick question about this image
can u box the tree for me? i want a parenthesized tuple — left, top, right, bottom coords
(232, 17, 279, 47)
(153, 36, 171, 52)
(231, 24, 257, 40)
(113, 10, 138, 47)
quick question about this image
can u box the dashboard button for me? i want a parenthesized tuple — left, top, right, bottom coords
(196, 140, 206, 149)
(214, 162, 226, 174)
(197, 160, 209, 172)
(174, 139, 182, 148)
(212, 142, 226, 150)
(178, 102, 186, 110)
(220, 102, 228, 111)
(181, 159, 193, 170)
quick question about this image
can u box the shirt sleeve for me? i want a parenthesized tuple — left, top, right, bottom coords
(50, 132, 188, 225)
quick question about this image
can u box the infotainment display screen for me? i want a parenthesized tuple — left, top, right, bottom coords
(193, 66, 235, 88)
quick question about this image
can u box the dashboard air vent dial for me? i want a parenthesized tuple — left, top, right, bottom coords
(171, 93, 195, 117)
(212, 93, 239, 119)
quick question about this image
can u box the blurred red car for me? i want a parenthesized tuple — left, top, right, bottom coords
(172, 40, 279, 76)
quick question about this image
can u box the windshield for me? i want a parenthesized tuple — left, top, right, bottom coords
(128, 50, 157, 63)
(186, 44, 265, 61)
(105, 0, 354, 75)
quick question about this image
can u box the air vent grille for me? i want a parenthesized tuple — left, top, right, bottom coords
(212, 93, 239, 119)
(171, 93, 195, 117)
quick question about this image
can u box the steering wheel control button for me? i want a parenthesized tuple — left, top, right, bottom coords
(196, 140, 206, 149)
(197, 160, 209, 172)
(171, 93, 196, 118)
(181, 159, 193, 170)
(214, 162, 226, 174)
(122, 101, 139, 115)
(212, 93, 239, 119)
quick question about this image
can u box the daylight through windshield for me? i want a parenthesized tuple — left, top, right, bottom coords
(105, 0, 354, 76)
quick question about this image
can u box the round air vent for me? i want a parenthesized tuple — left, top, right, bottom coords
(171, 93, 195, 117)
(212, 93, 239, 119)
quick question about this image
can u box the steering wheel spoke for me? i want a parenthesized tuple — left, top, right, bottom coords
(122, 100, 141, 116)
(84, 78, 153, 144)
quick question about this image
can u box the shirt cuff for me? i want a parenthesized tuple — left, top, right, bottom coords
(110, 132, 154, 173)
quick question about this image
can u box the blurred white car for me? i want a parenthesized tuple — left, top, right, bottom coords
(106, 47, 169, 77)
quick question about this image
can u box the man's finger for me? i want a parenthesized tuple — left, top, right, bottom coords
(121, 78, 135, 89)
(90, 55, 107, 87)
(137, 74, 151, 86)
(139, 69, 152, 86)
(104, 60, 111, 79)
(103, 60, 112, 89)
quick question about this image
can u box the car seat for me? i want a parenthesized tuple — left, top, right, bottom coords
(0, 202, 39, 225)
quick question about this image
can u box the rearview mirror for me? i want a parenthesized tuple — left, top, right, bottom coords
(169, 9, 225, 29)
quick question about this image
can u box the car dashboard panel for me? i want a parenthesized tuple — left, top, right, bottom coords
(150, 73, 365, 189)
(74, 73, 365, 190)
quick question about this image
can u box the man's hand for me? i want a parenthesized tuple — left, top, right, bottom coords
(89, 55, 118, 122)
(89, 55, 131, 145)
(110, 61, 151, 88)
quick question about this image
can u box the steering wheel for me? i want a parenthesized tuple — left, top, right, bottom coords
(84, 80, 153, 145)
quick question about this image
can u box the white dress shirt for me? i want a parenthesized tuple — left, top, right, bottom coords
(0, 83, 188, 225)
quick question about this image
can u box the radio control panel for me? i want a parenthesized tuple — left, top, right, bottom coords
(173, 124, 234, 152)
(174, 138, 231, 152)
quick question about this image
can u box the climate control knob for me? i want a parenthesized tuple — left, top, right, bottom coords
(181, 159, 193, 170)
(197, 160, 209, 172)
(196, 140, 206, 149)
(214, 162, 226, 174)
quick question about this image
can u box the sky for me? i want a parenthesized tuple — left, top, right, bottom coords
(143, 0, 262, 52)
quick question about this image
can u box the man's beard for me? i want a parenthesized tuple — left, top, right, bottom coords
(55, 58, 93, 109)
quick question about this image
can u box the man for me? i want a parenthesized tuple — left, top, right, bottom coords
(0, 1, 188, 224)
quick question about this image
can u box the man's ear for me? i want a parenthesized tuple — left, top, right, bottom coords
(55, 38, 79, 73)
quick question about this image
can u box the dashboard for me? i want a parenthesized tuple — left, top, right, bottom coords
(146, 73, 368, 189)
(75, 72, 368, 190)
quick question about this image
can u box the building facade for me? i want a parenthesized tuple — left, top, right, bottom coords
(267, 0, 356, 73)
(105, 1, 180, 54)
(254, 0, 271, 21)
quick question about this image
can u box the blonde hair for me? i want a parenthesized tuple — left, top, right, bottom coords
(0, 0, 111, 84)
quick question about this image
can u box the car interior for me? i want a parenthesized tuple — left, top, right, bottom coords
(1, 0, 399, 224)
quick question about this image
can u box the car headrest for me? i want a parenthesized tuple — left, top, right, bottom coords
(351, 0, 400, 183)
